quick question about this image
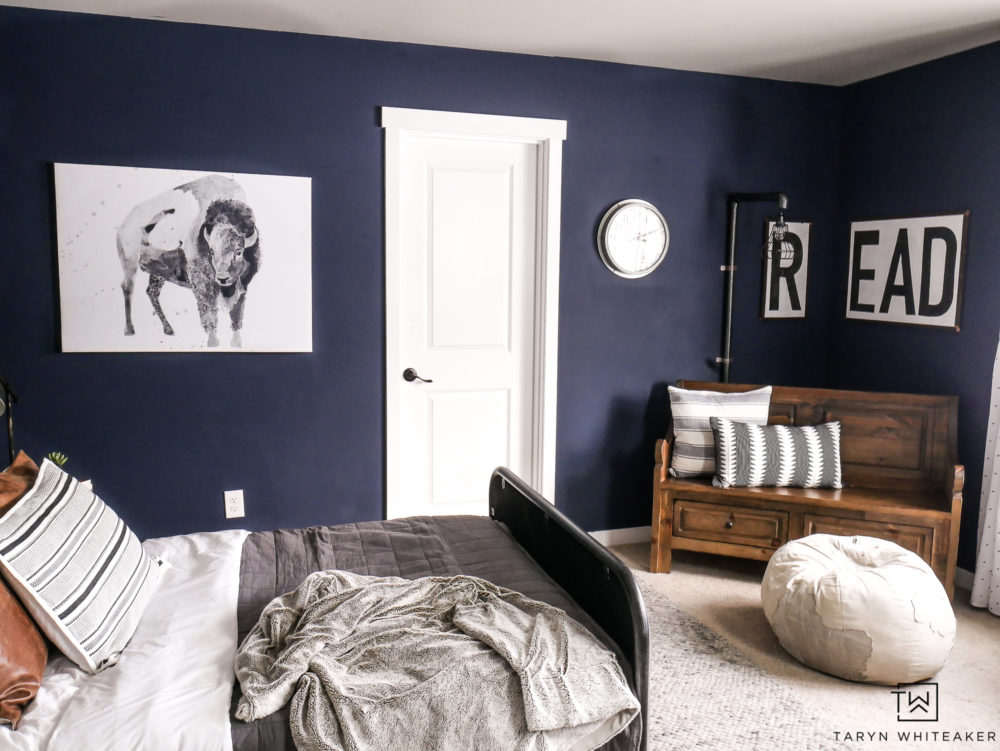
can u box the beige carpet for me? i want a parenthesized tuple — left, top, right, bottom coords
(611, 544, 1000, 751)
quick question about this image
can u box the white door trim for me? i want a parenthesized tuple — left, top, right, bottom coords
(381, 106, 566, 509)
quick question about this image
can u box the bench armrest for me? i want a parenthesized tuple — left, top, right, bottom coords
(654, 438, 671, 483)
(947, 464, 965, 499)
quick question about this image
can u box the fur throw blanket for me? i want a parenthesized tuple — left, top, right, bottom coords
(235, 571, 639, 750)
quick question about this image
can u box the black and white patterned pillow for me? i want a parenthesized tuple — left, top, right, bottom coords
(668, 386, 772, 477)
(0, 460, 163, 673)
(710, 417, 843, 489)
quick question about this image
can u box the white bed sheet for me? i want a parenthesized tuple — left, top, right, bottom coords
(1, 529, 248, 751)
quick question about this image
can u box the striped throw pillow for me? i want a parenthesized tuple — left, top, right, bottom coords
(0, 460, 162, 673)
(711, 417, 843, 489)
(668, 386, 772, 477)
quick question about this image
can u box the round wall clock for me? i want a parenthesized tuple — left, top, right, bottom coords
(597, 199, 669, 278)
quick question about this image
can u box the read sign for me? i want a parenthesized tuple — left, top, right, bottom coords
(846, 213, 969, 329)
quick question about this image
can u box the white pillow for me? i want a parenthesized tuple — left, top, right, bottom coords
(0, 460, 163, 673)
(668, 385, 772, 477)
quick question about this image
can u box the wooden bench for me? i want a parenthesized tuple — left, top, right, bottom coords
(650, 381, 963, 599)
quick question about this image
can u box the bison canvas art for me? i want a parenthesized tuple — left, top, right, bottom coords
(54, 164, 311, 352)
(118, 175, 262, 347)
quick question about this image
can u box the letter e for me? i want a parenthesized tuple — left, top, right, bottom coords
(850, 230, 879, 313)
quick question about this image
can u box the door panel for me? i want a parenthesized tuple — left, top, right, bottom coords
(429, 390, 510, 507)
(430, 167, 512, 350)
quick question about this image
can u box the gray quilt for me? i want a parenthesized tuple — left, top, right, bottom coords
(235, 571, 639, 750)
(231, 515, 643, 751)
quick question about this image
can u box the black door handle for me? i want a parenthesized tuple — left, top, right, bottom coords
(402, 368, 433, 383)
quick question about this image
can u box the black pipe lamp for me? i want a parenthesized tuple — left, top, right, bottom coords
(718, 192, 791, 383)
(0, 376, 17, 467)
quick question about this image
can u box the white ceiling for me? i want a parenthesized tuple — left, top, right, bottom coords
(7, 0, 1000, 85)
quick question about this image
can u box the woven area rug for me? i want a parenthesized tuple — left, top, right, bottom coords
(635, 572, 846, 750)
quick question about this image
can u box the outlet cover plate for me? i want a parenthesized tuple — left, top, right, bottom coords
(224, 489, 245, 518)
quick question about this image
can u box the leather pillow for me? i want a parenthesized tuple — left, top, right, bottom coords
(0, 452, 39, 517)
(0, 576, 47, 729)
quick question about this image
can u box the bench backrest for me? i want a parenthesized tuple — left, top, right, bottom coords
(677, 381, 958, 493)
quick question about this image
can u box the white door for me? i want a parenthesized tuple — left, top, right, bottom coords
(383, 108, 566, 519)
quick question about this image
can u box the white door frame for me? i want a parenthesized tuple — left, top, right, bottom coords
(381, 106, 566, 512)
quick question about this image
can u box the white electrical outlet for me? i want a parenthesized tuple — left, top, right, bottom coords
(224, 489, 245, 519)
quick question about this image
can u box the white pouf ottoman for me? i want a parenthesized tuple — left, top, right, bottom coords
(761, 534, 956, 684)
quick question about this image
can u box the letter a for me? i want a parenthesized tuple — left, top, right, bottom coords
(879, 228, 915, 315)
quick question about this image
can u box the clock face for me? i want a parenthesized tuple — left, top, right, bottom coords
(598, 200, 669, 278)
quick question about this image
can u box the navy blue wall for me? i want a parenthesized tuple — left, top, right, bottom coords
(0, 7, 843, 539)
(832, 42, 1000, 571)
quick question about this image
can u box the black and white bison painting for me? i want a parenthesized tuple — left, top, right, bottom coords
(53, 163, 312, 353)
(117, 175, 261, 347)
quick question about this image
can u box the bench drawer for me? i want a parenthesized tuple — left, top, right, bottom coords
(803, 514, 934, 563)
(673, 500, 788, 549)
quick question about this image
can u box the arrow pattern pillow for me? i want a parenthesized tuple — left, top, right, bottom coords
(710, 417, 843, 489)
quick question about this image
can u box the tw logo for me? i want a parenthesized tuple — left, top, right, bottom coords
(892, 683, 939, 722)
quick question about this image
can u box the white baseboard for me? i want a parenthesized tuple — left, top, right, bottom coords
(589, 525, 651, 547)
(587, 532, 977, 590)
(955, 566, 974, 592)
(588, 529, 977, 590)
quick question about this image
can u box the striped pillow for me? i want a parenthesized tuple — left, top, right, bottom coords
(668, 386, 772, 477)
(0, 460, 162, 673)
(711, 417, 843, 489)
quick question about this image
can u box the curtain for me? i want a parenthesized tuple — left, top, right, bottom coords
(972, 333, 1000, 615)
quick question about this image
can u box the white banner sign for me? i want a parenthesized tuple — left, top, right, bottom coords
(845, 213, 968, 329)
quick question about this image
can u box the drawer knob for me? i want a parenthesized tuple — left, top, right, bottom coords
(724, 520, 734, 529)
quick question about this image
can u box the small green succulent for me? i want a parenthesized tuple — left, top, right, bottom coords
(46, 451, 69, 467)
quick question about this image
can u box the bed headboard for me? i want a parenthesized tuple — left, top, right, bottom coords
(489, 467, 649, 751)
